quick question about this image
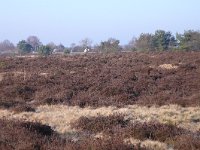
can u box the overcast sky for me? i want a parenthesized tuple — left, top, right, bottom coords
(0, 0, 200, 46)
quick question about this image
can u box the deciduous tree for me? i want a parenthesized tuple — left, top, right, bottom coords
(27, 36, 41, 51)
(79, 38, 92, 49)
(99, 38, 122, 53)
(0, 40, 15, 52)
(135, 33, 154, 51)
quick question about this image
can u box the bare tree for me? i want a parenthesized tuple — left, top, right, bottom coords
(56, 44, 65, 52)
(46, 42, 56, 50)
(79, 38, 92, 49)
(27, 36, 41, 51)
(0, 40, 15, 52)
(135, 33, 155, 51)
(124, 37, 137, 51)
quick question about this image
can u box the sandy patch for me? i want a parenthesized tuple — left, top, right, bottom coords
(39, 72, 49, 77)
(150, 64, 179, 70)
(0, 71, 50, 79)
(158, 64, 178, 70)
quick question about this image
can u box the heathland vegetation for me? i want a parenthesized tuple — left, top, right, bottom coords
(0, 51, 200, 149)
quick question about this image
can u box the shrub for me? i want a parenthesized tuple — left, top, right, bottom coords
(38, 45, 53, 56)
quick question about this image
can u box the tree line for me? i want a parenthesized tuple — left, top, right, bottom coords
(0, 30, 200, 56)
(132, 30, 200, 51)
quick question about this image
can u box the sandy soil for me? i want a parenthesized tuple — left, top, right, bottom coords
(158, 64, 178, 70)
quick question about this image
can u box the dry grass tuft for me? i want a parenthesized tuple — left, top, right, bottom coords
(158, 64, 178, 69)
(0, 73, 4, 81)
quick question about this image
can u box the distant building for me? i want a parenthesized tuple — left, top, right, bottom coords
(84, 48, 90, 53)
(53, 49, 64, 55)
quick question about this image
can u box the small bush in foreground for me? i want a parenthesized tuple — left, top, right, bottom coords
(72, 114, 129, 133)
(12, 105, 36, 113)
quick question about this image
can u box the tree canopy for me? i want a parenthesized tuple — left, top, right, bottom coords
(38, 45, 53, 56)
(17, 40, 33, 54)
(98, 38, 122, 53)
(177, 30, 200, 51)
(27, 36, 41, 51)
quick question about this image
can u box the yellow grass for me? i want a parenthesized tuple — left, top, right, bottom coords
(0, 104, 199, 150)
(0, 104, 199, 134)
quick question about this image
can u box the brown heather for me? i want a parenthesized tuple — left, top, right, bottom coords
(0, 52, 200, 150)
(72, 114, 200, 149)
(0, 52, 200, 111)
(0, 119, 148, 150)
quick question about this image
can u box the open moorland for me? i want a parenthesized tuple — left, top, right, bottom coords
(0, 52, 200, 150)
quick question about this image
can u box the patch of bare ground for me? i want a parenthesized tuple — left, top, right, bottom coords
(150, 64, 179, 70)
(158, 64, 178, 70)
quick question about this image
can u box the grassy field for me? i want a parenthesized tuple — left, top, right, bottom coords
(0, 52, 200, 150)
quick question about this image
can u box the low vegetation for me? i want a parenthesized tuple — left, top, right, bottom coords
(0, 52, 200, 111)
(3, 114, 197, 150)
(0, 52, 200, 149)
(72, 115, 200, 150)
(0, 119, 147, 150)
